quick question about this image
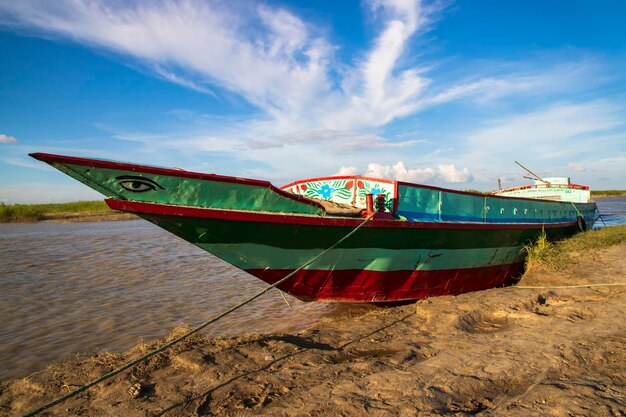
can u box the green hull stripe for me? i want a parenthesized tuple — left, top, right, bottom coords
(197, 243, 525, 272)
(146, 214, 577, 250)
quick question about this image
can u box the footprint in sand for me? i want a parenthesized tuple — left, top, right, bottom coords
(456, 310, 511, 334)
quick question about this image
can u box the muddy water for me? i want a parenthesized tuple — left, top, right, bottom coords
(0, 220, 364, 381)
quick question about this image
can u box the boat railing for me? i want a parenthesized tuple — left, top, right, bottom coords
(496, 183, 589, 194)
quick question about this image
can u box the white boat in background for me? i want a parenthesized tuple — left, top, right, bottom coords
(493, 177, 591, 203)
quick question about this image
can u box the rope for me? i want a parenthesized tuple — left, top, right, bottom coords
(594, 206, 608, 227)
(278, 289, 299, 312)
(22, 213, 375, 417)
(514, 282, 626, 289)
(569, 202, 582, 217)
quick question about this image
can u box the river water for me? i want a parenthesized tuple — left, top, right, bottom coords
(0, 220, 369, 381)
(0, 197, 624, 381)
(594, 196, 626, 227)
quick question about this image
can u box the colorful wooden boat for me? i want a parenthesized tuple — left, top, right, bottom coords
(30, 153, 598, 303)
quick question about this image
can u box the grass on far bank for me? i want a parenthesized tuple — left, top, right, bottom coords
(524, 225, 626, 272)
(591, 190, 626, 197)
(0, 200, 110, 222)
(461, 189, 489, 195)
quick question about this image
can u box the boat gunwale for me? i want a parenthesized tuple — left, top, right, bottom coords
(495, 183, 590, 194)
(31, 153, 598, 210)
(106, 198, 584, 231)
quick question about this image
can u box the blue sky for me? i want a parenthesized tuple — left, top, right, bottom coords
(1, 0, 625, 203)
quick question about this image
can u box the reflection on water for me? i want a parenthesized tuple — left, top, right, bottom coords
(0, 220, 369, 381)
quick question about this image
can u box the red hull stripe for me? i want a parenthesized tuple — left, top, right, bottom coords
(246, 262, 526, 302)
(107, 198, 578, 231)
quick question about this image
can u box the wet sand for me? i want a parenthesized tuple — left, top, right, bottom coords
(1, 244, 625, 416)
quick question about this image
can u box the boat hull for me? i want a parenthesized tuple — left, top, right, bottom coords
(29, 152, 598, 303)
(108, 199, 582, 302)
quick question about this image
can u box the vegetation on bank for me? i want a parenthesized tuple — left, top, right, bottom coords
(591, 190, 626, 197)
(524, 225, 626, 272)
(0, 201, 110, 222)
(461, 189, 489, 195)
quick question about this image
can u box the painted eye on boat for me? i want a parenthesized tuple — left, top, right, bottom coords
(116, 175, 164, 193)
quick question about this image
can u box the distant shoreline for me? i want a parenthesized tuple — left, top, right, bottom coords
(2, 210, 138, 223)
(0, 200, 137, 223)
(591, 192, 626, 198)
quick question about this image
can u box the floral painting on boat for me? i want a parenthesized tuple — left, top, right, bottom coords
(298, 179, 354, 204)
(281, 176, 396, 209)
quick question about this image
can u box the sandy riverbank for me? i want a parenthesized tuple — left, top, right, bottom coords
(2, 242, 625, 416)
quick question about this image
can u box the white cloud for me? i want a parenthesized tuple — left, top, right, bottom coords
(2, 1, 623, 192)
(275, 129, 423, 152)
(152, 66, 216, 96)
(0, 134, 18, 143)
(0, 0, 570, 137)
(0, 183, 101, 204)
(467, 101, 621, 149)
(456, 101, 626, 189)
(568, 162, 585, 172)
(584, 156, 626, 175)
(437, 164, 473, 183)
(108, 125, 425, 164)
(335, 166, 358, 176)
(365, 161, 434, 182)
(0, 0, 334, 130)
(1, 157, 53, 171)
(462, 101, 624, 175)
(362, 161, 472, 183)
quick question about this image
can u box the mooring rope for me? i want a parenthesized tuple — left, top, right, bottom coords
(515, 282, 626, 289)
(22, 213, 375, 417)
(278, 289, 299, 312)
(569, 201, 583, 218)
(593, 205, 608, 227)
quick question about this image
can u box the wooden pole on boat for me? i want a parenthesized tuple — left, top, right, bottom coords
(515, 161, 550, 184)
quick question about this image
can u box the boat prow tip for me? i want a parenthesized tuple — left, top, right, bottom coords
(29, 152, 56, 163)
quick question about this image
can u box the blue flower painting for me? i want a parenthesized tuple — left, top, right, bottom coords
(319, 184, 334, 199)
